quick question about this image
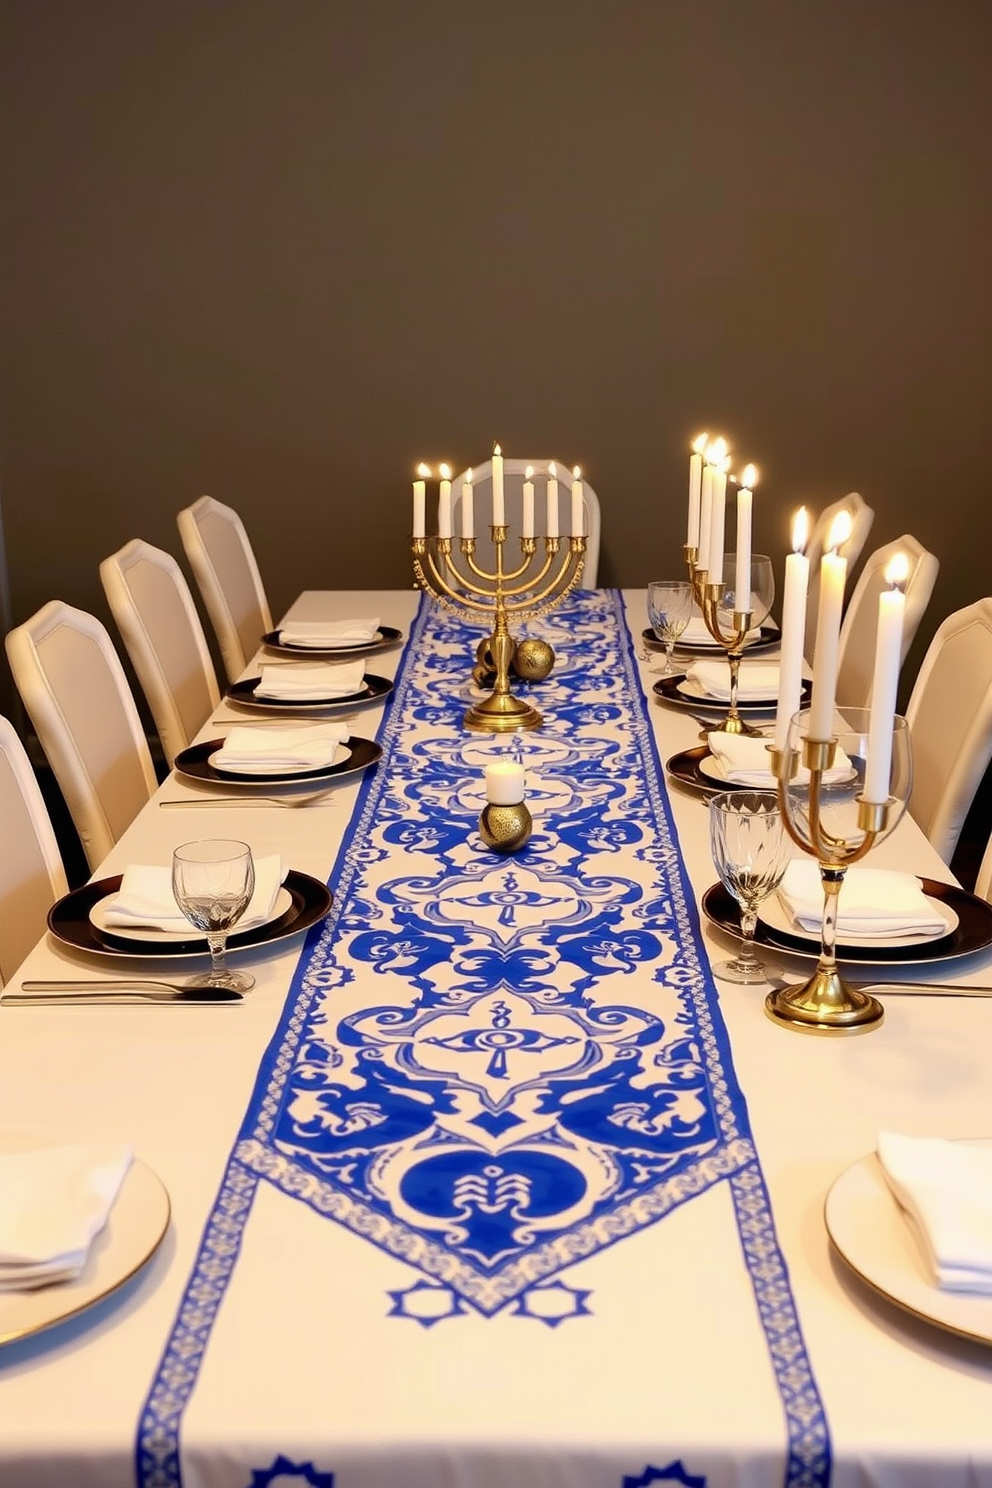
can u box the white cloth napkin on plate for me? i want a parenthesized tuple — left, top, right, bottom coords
(101, 855, 285, 933)
(0, 1144, 133, 1291)
(255, 661, 366, 701)
(776, 861, 947, 938)
(877, 1131, 992, 1294)
(686, 660, 780, 701)
(211, 724, 349, 774)
(277, 617, 379, 648)
(679, 616, 762, 646)
(706, 731, 853, 787)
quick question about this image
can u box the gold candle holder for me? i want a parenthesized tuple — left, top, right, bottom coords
(413, 529, 586, 732)
(684, 544, 760, 737)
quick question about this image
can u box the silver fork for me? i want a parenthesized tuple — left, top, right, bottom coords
(160, 788, 339, 810)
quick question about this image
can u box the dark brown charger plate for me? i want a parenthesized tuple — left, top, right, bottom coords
(701, 878, 992, 967)
(666, 745, 754, 795)
(174, 735, 382, 787)
(642, 624, 780, 656)
(653, 672, 811, 716)
(226, 673, 393, 713)
(261, 625, 402, 659)
(48, 871, 333, 960)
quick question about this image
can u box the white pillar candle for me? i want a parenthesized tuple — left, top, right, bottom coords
(413, 463, 430, 538)
(437, 463, 452, 539)
(461, 469, 474, 539)
(708, 459, 728, 583)
(485, 760, 526, 804)
(546, 463, 559, 538)
(492, 444, 505, 526)
(774, 507, 811, 752)
(863, 554, 909, 804)
(571, 467, 584, 537)
(734, 463, 755, 608)
(698, 464, 714, 574)
(807, 512, 853, 740)
(687, 432, 707, 547)
(522, 466, 535, 539)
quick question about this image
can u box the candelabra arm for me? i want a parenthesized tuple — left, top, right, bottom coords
(419, 546, 496, 613)
(503, 541, 582, 611)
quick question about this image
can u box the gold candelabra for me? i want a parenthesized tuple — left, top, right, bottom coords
(412, 528, 586, 731)
(684, 543, 760, 737)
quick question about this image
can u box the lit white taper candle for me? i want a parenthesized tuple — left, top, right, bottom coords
(687, 431, 708, 547)
(437, 463, 452, 539)
(492, 443, 505, 526)
(698, 462, 714, 574)
(546, 463, 559, 538)
(461, 468, 474, 539)
(571, 467, 584, 537)
(863, 552, 909, 804)
(735, 463, 755, 606)
(412, 462, 430, 538)
(774, 507, 811, 751)
(522, 466, 535, 539)
(708, 451, 729, 583)
(807, 511, 853, 740)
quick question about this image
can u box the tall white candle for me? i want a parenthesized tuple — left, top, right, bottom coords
(546, 463, 559, 538)
(461, 469, 474, 539)
(492, 443, 505, 526)
(863, 553, 909, 804)
(734, 463, 755, 608)
(571, 467, 584, 537)
(807, 512, 853, 740)
(687, 431, 708, 547)
(522, 466, 535, 539)
(698, 464, 714, 574)
(708, 457, 728, 583)
(774, 507, 811, 751)
(485, 759, 526, 804)
(412, 462, 430, 538)
(438, 463, 452, 539)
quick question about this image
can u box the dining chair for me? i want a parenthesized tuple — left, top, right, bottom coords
(5, 601, 159, 873)
(904, 597, 992, 864)
(834, 535, 939, 709)
(803, 492, 874, 655)
(0, 714, 69, 988)
(975, 827, 992, 903)
(100, 538, 221, 769)
(176, 495, 273, 682)
(449, 459, 601, 588)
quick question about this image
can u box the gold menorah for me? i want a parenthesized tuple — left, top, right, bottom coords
(684, 542, 759, 737)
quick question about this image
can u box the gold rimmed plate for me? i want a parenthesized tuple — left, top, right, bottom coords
(174, 736, 382, 788)
(642, 624, 780, 656)
(261, 625, 402, 659)
(226, 673, 393, 713)
(48, 871, 333, 960)
(701, 878, 992, 967)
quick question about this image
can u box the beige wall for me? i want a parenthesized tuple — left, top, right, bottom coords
(1, 0, 991, 714)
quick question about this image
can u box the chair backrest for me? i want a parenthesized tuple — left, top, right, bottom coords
(835, 535, 939, 709)
(976, 829, 992, 904)
(176, 496, 273, 682)
(449, 459, 601, 588)
(804, 492, 875, 657)
(101, 538, 221, 768)
(5, 601, 158, 872)
(905, 597, 992, 863)
(0, 715, 68, 988)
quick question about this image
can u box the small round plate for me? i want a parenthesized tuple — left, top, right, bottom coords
(653, 673, 809, 715)
(825, 1147, 992, 1347)
(261, 625, 402, 659)
(701, 878, 992, 966)
(0, 1148, 170, 1347)
(174, 736, 382, 787)
(642, 624, 780, 656)
(226, 673, 393, 713)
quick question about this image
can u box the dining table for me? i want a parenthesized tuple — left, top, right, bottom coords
(0, 586, 990, 1488)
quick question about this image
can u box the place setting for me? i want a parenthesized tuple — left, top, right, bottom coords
(260, 615, 403, 659)
(166, 721, 383, 805)
(226, 655, 393, 714)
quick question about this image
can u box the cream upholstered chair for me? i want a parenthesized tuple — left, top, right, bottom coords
(177, 496, 273, 682)
(101, 538, 221, 768)
(975, 830, 992, 903)
(834, 535, 939, 709)
(904, 597, 992, 864)
(450, 459, 601, 588)
(0, 715, 69, 988)
(804, 492, 874, 656)
(5, 602, 158, 873)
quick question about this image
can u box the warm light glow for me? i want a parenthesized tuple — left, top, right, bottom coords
(741, 463, 758, 489)
(827, 511, 853, 552)
(706, 436, 728, 466)
(549, 462, 557, 478)
(466, 468, 473, 485)
(438, 463, 451, 480)
(572, 466, 581, 479)
(885, 552, 911, 590)
(692, 431, 709, 454)
(416, 463, 432, 478)
(525, 465, 534, 479)
(493, 442, 502, 456)
(792, 506, 810, 554)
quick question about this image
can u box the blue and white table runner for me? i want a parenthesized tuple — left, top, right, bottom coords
(138, 592, 830, 1488)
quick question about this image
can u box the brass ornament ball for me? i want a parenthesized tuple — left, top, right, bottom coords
(478, 802, 533, 854)
(513, 638, 555, 682)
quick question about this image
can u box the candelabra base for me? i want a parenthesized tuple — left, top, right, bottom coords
(714, 715, 765, 739)
(764, 968, 884, 1036)
(463, 692, 543, 732)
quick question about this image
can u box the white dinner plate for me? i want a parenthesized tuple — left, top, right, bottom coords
(89, 886, 295, 946)
(757, 889, 959, 952)
(697, 754, 858, 791)
(0, 1144, 170, 1347)
(825, 1147, 992, 1347)
(677, 675, 779, 706)
(206, 742, 350, 777)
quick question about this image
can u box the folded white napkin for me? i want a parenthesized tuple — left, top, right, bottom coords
(877, 1131, 992, 1295)
(211, 724, 349, 774)
(706, 732, 853, 787)
(255, 661, 366, 701)
(776, 862, 947, 938)
(680, 616, 762, 646)
(686, 660, 780, 701)
(102, 855, 285, 933)
(277, 617, 380, 648)
(0, 1144, 133, 1291)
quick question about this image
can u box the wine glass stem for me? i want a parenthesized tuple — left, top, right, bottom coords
(738, 905, 760, 969)
(206, 932, 229, 980)
(818, 867, 844, 973)
(664, 639, 675, 676)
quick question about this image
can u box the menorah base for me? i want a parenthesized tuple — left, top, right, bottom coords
(715, 715, 765, 739)
(463, 691, 543, 733)
(764, 968, 884, 1036)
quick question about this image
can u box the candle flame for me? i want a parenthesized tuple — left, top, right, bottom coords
(827, 511, 853, 553)
(466, 468, 473, 485)
(493, 442, 502, 456)
(741, 463, 757, 489)
(885, 552, 911, 590)
(416, 463, 432, 478)
(525, 465, 534, 479)
(548, 462, 557, 478)
(692, 431, 709, 454)
(706, 436, 729, 465)
(438, 463, 451, 480)
(792, 506, 810, 554)
(572, 466, 581, 480)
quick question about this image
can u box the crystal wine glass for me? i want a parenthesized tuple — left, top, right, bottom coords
(709, 790, 792, 984)
(647, 580, 694, 676)
(172, 839, 256, 991)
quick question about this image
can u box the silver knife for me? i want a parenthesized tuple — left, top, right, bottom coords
(854, 982, 992, 999)
(7, 980, 243, 1005)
